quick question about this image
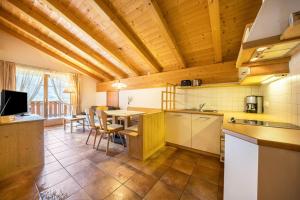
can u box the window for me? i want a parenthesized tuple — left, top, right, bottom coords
(16, 65, 76, 118)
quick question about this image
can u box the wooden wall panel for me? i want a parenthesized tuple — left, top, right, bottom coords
(107, 91, 119, 107)
(97, 61, 238, 91)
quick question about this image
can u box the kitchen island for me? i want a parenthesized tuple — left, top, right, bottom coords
(222, 113, 300, 200)
(0, 115, 44, 181)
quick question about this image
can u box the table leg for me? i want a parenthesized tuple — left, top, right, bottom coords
(112, 116, 117, 124)
(71, 121, 73, 133)
(63, 119, 66, 130)
(83, 119, 85, 132)
(125, 117, 128, 129)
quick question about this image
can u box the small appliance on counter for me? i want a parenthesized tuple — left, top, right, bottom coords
(245, 95, 263, 113)
(180, 80, 192, 86)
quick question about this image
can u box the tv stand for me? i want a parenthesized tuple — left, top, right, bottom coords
(0, 115, 45, 181)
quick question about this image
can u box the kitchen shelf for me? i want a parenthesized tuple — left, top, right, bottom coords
(177, 82, 240, 89)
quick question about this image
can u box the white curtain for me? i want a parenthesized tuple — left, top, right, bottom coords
(16, 66, 43, 102)
(49, 72, 69, 103)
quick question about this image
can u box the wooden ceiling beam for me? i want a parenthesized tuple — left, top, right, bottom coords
(7, 0, 129, 79)
(0, 8, 112, 81)
(147, 0, 186, 69)
(207, 0, 222, 63)
(96, 61, 238, 91)
(43, 0, 141, 76)
(0, 23, 102, 81)
(90, 0, 163, 72)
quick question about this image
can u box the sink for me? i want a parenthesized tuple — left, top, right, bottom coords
(183, 109, 218, 113)
(202, 109, 218, 113)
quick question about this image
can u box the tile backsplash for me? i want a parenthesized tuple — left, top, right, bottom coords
(261, 74, 300, 125)
(177, 86, 261, 112)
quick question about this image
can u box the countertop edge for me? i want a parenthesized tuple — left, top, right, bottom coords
(223, 128, 300, 152)
(165, 109, 224, 116)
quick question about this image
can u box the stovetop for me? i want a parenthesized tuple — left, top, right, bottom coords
(229, 118, 300, 130)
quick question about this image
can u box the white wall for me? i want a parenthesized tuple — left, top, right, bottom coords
(80, 75, 98, 111)
(0, 30, 76, 73)
(95, 92, 107, 106)
(119, 87, 165, 109)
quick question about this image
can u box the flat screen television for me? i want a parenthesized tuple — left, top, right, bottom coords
(0, 90, 28, 116)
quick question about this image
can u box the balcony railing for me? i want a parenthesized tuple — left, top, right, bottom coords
(30, 101, 72, 118)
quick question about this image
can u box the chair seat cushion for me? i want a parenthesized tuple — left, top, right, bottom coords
(126, 125, 138, 132)
(107, 124, 123, 131)
(119, 130, 138, 137)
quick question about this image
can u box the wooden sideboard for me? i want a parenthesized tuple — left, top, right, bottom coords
(0, 115, 44, 181)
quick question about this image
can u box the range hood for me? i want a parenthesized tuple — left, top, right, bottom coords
(236, 0, 300, 68)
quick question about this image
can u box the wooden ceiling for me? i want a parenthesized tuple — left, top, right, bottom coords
(0, 0, 261, 84)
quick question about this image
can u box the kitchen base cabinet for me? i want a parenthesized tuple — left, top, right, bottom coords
(165, 112, 222, 155)
(165, 112, 191, 147)
(191, 114, 222, 154)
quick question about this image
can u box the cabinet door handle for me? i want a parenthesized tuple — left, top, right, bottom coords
(172, 114, 183, 117)
(195, 116, 210, 120)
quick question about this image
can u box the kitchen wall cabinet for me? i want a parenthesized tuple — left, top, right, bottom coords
(165, 112, 222, 155)
(165, 112, 191, 147)
(191, 114, 222, 154)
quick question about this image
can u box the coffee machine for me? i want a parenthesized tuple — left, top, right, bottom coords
(245, 96, 263, 113)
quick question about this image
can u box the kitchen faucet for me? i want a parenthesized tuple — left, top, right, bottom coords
(199, 103, 206, 111)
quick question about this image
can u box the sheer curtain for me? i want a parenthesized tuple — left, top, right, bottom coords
(49, 72, 68, 103)
(0, 60, 16, 91)
(70, 74, 80, 114)
(16, 66, 43, 101)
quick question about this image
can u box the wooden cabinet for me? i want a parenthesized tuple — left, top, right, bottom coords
(165, 112, 222, 155)
(191, 114, 222, 154)
(165, 112, 191, 147)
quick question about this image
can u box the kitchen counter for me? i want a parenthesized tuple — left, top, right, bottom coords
(165, 110, 300, 151)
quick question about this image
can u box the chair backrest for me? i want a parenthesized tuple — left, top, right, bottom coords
(86, 108, 96, 128)
(95, 110, 108, 131)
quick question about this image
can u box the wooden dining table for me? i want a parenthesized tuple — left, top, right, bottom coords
(104, 110, 145, 128)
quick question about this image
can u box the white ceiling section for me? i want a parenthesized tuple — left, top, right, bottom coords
(0, 30, 77, 73)
(247, 0, 300, 42)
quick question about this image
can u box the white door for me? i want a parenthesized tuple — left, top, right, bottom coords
(165, 112, 191, 147)
(191, 114, 222, 154)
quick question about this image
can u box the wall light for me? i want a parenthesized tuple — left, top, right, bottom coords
(261, 74, 286, 84)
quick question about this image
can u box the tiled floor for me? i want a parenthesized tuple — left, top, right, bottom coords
(0, 125, 224, 200)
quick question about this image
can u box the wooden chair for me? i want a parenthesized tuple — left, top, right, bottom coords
(85, 108, 101, 148)
(96, 110, 124, 154)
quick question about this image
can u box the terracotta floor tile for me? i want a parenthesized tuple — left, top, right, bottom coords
(180, 190, 200, 200)
(144, 181, 182, 200)
(96, 158, 123, 173)
(83, 175, 121, 200)
(171, 159, 195, 175)
(36, 168, 70, 192)
(105, 185, 141, 200)
(141, 160, 169, 178)
(73, 166, 106, 187)
(67, 189, 92, 200)
(192, 165, 220, 185)
(44, 155, 57, 164)
(109, 164, 136, 183)
(53, 149, 79, 160)
(160, 168, 190, 191)
(176, 149, 202, 163)
(113, 151, 131, 163)
(59, 155, 85, 167)
(66, 159, 94, 175)
(196, 156, 221, 170)
(127, 159, 149, 171)
(185, 176, 218, 200)
(38, 161, 63, 177)
(125, 172, 157, 197)
(40, 177, 81, 199)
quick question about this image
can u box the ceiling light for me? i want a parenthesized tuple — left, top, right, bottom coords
(112, 80, 127, 89)
(250, 57, 259, 62)
(257, 47, 268, 52)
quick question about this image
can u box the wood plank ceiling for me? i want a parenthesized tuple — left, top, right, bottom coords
(0, 0, 261, 84)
